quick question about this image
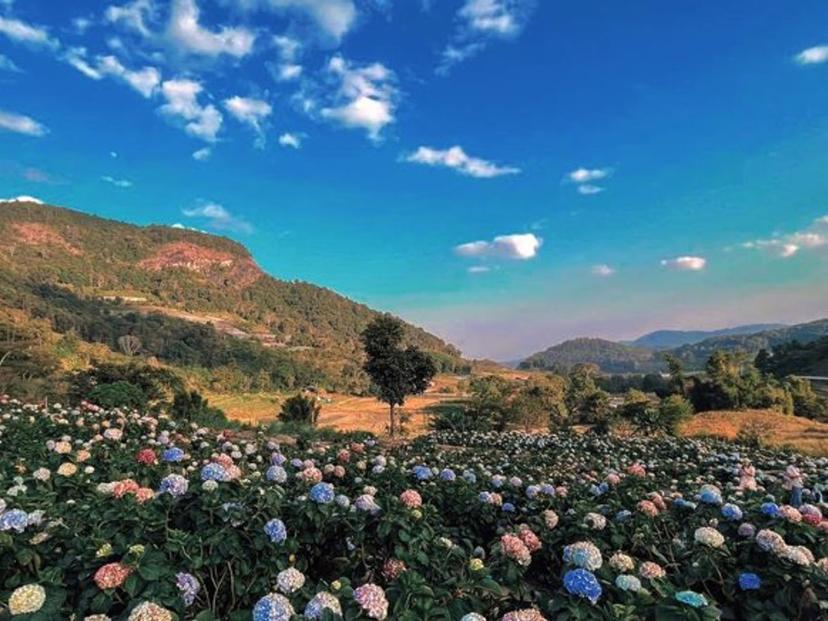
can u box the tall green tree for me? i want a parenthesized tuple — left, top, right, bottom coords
(361, 315, 437, 436)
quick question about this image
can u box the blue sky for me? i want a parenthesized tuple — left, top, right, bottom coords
(1, 0, 828, 360)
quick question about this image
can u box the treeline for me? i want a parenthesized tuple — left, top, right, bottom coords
(755, 338, 828, 378)
(27, 284, 325, 392)
(434, 349, 827, 436)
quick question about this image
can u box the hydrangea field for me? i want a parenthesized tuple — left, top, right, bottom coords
(0, 397, 827, 620)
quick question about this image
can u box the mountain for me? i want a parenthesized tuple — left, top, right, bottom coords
(519, 338, 660, 374)
(520, 320, 828, 374)
(627, 324, 787, 350)
(0, 199, 465, 394)
(670, 319, 828, 369)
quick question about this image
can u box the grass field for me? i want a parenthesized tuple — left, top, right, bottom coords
(679, 408, 828, 456)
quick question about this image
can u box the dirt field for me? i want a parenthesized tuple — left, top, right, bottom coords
(208, 374, 468, 435)
(679, 409, 828, 456)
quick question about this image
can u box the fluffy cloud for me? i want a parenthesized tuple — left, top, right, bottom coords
(269, 35, 303, 82)
(405, 145, 520, 178)
(567, 167, 610, 195)
(234, 0, 357, 41)
(741, 215, 828, 258)
(66, 50, 161, 98)
(468, 265, 491, 274)
(660, 256, 707, 271)
(0, 15, 58, 49)
(105, 0, 157, 37)
(159, 78, 223, 142)
(278, 132, 303, 148)
(591, 264, 615, 277)
(568, 167, 608, 183)
(167, 0, 256, 58)
(319, 55, 397, 140)
(183, 202, 252, 233)
(795, 45, 828, 65)
(223, 96, 272, 146)
(438, 0, 535, 74)
(455, 233, 542, 260)
(0, 109, 47, 136)
(192, 146, 212, 160)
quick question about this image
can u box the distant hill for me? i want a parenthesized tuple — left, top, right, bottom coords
(520, 320, 828, 374)
(519, 337, 660, 373)
(670, 319, 828, 369)
(0, 199, 465, 395)
(627, 324, 787, 350)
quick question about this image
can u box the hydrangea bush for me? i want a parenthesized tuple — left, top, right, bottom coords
(0, 397, 826, 619)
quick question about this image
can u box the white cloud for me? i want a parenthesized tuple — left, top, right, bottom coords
(591, 264, 615, 277)
(64, 49, 161, 98)
(223, 96, 272, 146)
(278, 132, 303, 148)
(438, 0, 535, 74)
(0, 15, 58, 49)
(238, 0, 357, 41)
(405, 145, 520, 178)
(159, 79, 223, 142)
(795, 45, 828, 65)
(105, 0, 157, 37)
(183, 202, 252, 233)
(319, 55, 398, 140)
(192, 146, 212, 160)
(742, 216, 828, 259)
(468, 265, 491, 274)
(167, 0, 256, 58)
(0, 109, 47, 136)
(577, 184, 603, 195)
(0, 195, 45, 204)
(0, 53, 21, 72)
(270, 35, 303, 81)
(455, 232, 542, 260)
(101, 175, 133, 188)
(568, 167, 609, 183)
(661, 256, 707, 271)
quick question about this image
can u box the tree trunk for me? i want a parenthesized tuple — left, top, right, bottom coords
(389, 403, 396, 437)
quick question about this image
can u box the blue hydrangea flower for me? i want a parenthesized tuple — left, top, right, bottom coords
(699, 488, 722, 505)
(721, 503, 743, 521)
(270, 453, 286, 466)
(490, 475, 505, 488)
(478, 492, 493, 504)
(264, 518, 287, 544)
(176, 572, 200, 606)
(564, 568, 602, 604)
(303, 592, 342, 619)
(0, 509, 28, 533)
(200, 463, 229, 482)
(761, 502, 780, 518)
(290, 458, 304, 469)
(540, 484, 556, 496)
(502, 502, 516, 513)
(738, 572, 761, 591)
(675, 590, 708, 608)
(439, 468, 456, 482)
(525, 485, 540, 499)
(413, 465, 431, 481)
(591, 482, 609, 497)
(463, 470, 477, 484)
(253, 592, 294, 621)
(159, 474, 189, 498)
(309, 482, 335, 504)
(614, 509, 632, 522)
(615, 574, 642, 592)
(673, 498, 697, 510)
(266, 466, 287, 483)
(335, 494, 350, 508)
(162, 447, 185, 462)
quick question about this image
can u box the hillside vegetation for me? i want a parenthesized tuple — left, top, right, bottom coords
(521, 320, 828, 373)
(0, 200, 466, 396)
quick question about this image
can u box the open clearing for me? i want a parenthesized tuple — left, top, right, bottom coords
(679, 408, 828, 456)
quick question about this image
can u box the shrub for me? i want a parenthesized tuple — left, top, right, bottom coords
(88, 380, 147, 410)
(279, 393, 321, 426)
